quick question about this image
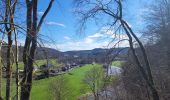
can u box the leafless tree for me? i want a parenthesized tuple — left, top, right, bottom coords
(82, 65, 104, 100)
(145, 0, 170, 66)
(0, 30, 4, 100)
(20, 0, 54, 100)
(74, 0, 159, 100)
(48, 75, 71, 100)
(14, 26, 19, 100)
(3, 0, 18, 100)
(0, 3, 5, 98)
(142, 0, 170, 99)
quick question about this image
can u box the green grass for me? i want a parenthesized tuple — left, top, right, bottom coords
(2, 63, 117, 100)
(112, 61, 125, 67)
(2, 64, 100, 100)
(1, 59, 60, 98)
(2, 64, 101, 100)
(1, 78, 16, 99)
(31, 64, 100, 100)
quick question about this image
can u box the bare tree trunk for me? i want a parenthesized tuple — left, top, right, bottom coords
(93, 92, 98, 100)
(14, 30, 19, 100)
(74, 0, 160, 99)
(0, 60, 2, 100)
(21, 0, 37, 99)
(0, 35, 3, 100)
(20, 0, 54, 99)
(5, 1, 12, 100)
(121, 20, 159, 100)
(6, 31, 12, 100)
(0, 33, 4, 100)
(20, 0, 33, 99)
(116, 1, 159, 99)
(4, 0, 17, 99)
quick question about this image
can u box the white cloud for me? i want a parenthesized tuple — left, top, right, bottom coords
(40, 26, 130, 51)
(38, 11, 44, 16)
(90, 27, 128, 40)
(57, 38, 129, 51)
(108, 39, 129, 48)
(46, 22, 66, 27)
(64, 36, 71, 40)
(84, 38, 93, 43)
(55, 27, 129, 51)
(99, 27, 114, 35)
(56, 34, 129, 51)
(126, 22, 132, 28)
(16, 29, 129, 52)
(57, 40, 107, 51)
(111, 34, 129, 40)
(88, 33, 104, 38)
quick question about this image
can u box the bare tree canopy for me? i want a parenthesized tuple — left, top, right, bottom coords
(74, 0, 160, 100)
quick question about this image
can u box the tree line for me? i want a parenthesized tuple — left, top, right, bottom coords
(0, 0, 54, 100)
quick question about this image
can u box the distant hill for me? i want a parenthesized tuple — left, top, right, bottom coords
(35, 47, 61, 59)
(62, 47, 129, 57)
(58, 47, 129, 64)
(1, 45, 129, 63)
(1, 46, 61, 61)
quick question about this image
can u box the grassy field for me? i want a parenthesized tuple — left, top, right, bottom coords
(31, 64, 101, 100)
(2, 60, 123, 100)
(112, 61, 125, 67)
(2, 64, 101, 100)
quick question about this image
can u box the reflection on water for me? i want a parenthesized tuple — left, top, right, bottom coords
(108, 66, 122, 75)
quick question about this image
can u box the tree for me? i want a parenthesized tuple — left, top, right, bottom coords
(20, 0, 54, 100)
(48, 75, 71, 100)
(74, 0, 159, 100)
(0, 0, 55, 99)
(0, 2, 4, 99)
(82, 65, 104, 100)
(14, 19, 19, 100)
(4, 1, 17, 100)
(0, 1, 22, 100)
(146, 0, 170, 66)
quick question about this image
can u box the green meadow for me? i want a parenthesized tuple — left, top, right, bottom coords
(2, 64, 102, 100)
(2, 60, 123, 100)
(112, 61, 125, 67)
(31, 64, 100, 100)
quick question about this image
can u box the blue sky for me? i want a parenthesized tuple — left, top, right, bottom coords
(36, 0, 152, 51)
